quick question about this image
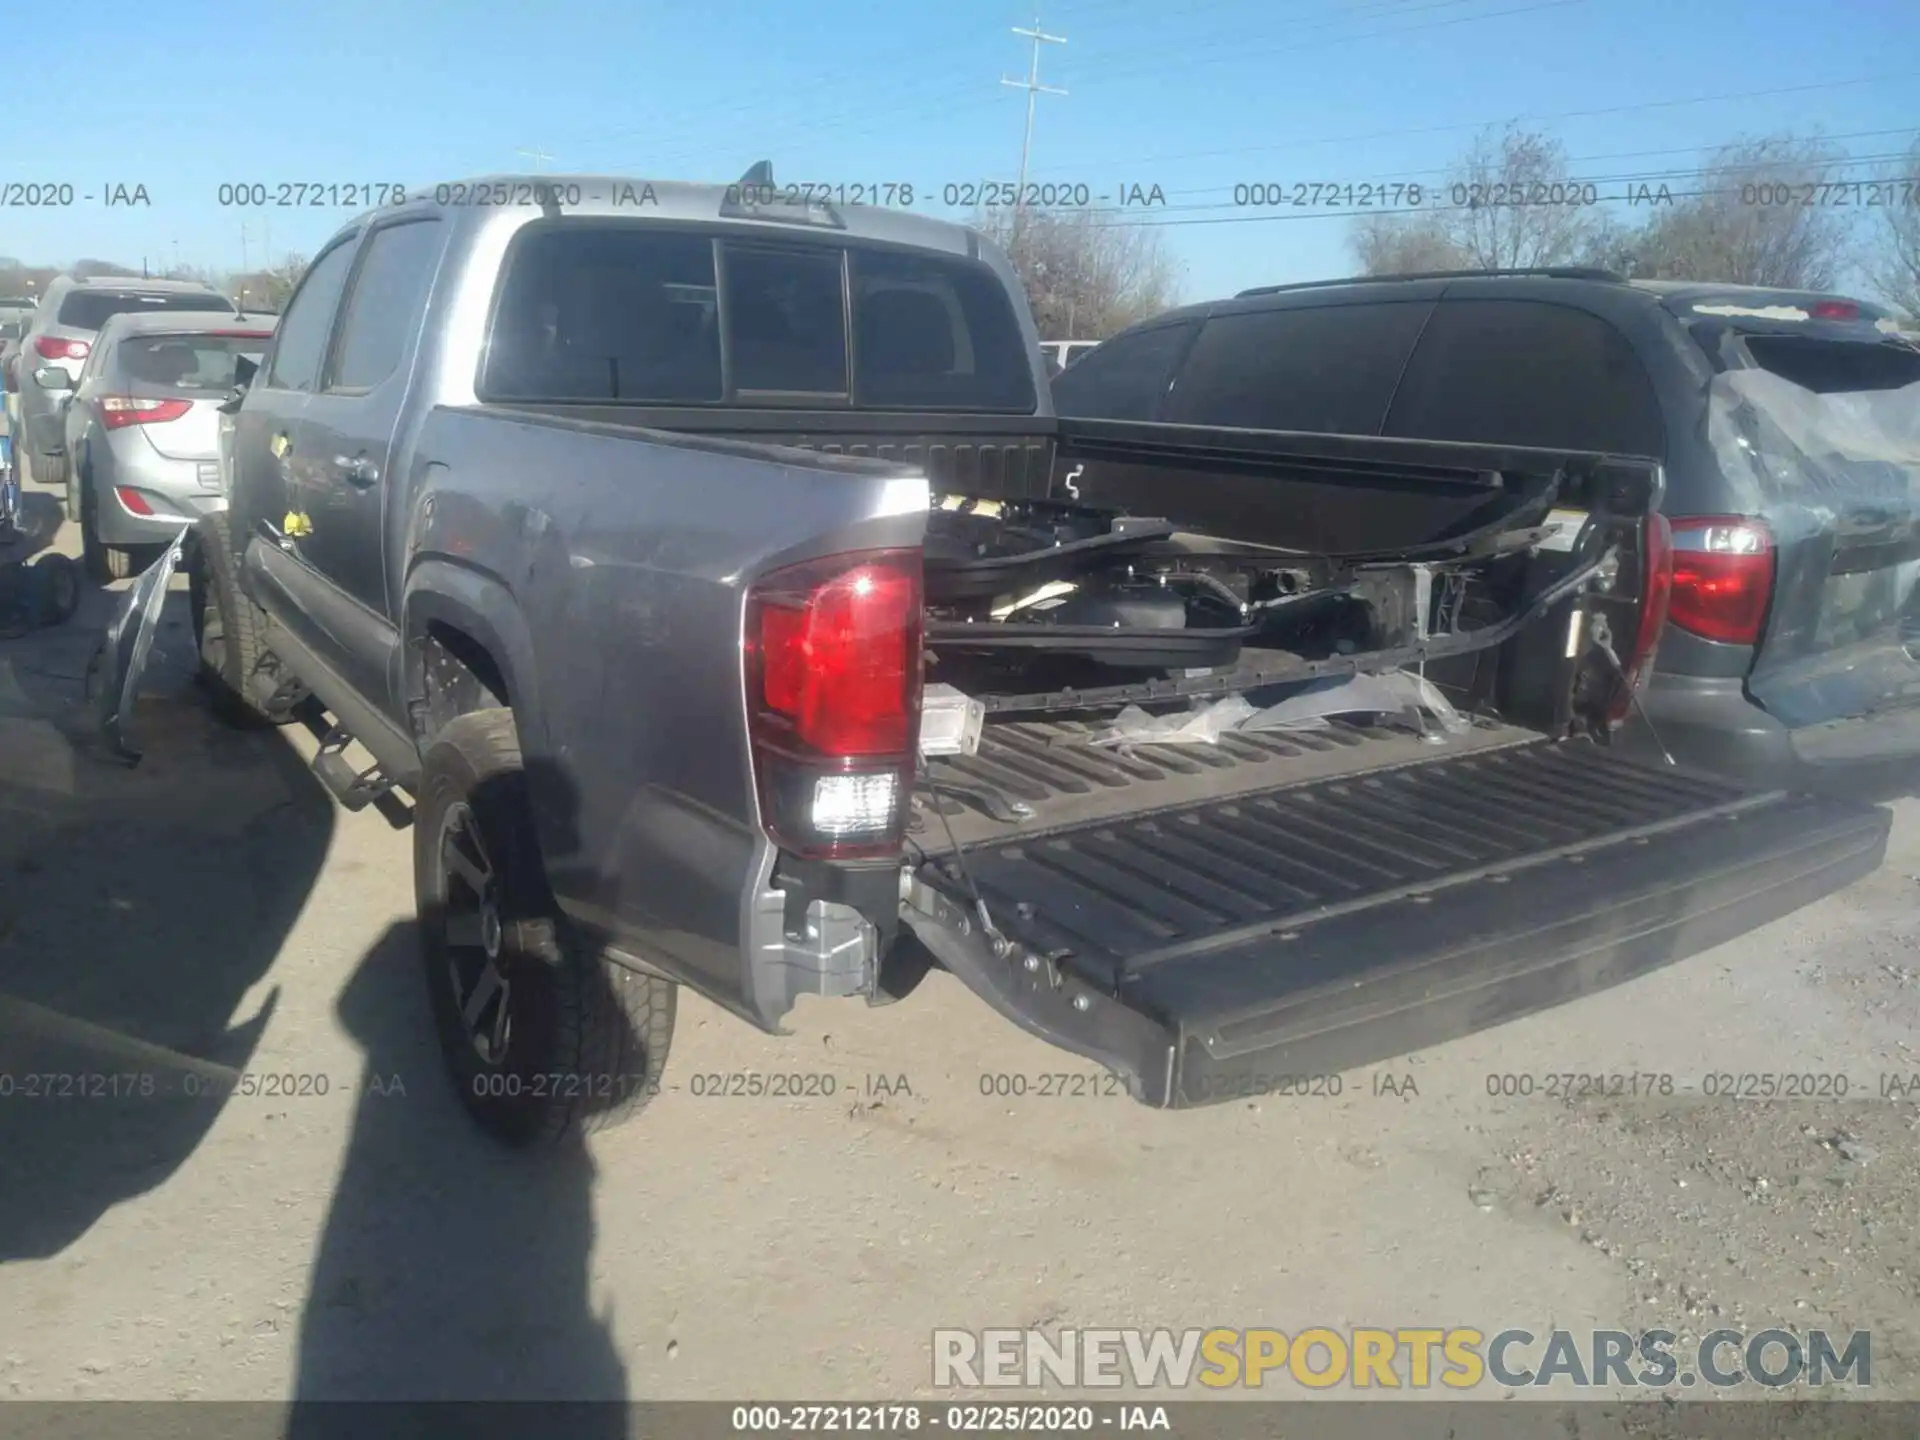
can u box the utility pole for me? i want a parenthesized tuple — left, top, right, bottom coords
(1000, 12, 1066, 221)
(516, 147, 555, 172)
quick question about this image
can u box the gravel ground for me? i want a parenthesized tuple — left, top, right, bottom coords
(0, 489, 1915, 1418)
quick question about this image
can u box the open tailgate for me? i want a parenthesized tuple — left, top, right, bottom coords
(905, 720, 1886, 1109)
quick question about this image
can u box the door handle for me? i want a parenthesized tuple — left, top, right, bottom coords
(334, 454, 379, 488)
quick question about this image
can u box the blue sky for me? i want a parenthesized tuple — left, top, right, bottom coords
(1, 0, 1915, 306)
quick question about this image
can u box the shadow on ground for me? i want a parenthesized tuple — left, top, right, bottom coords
(0, 581, 336, 1262)
(289, 922, 627, 1419)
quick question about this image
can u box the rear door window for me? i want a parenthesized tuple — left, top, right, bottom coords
(1385, 299, 1666, 457)
(325, 219, 445, 394)
(1162, 301, 1430, 433)
(1050, 321, 1197, 420)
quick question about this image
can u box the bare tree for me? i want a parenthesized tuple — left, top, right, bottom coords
(1447, 124, 1606, 270)
(1347, 124, 1601, 275)
(1866, 135, 1920, 316)
(219, 254, 310, 311)
(1347, 213, 1469, 276)
(1612, 135, 1857, 289)
(976, 207, 1179, 339)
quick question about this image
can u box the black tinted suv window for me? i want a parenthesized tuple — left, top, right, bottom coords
(1050, 321, 1196, 419)
(58, 290, 233, 330)
(1162, 302, 1429, 433)
(850, 249, 1034, 411)
(484, 226, 722, 403)
(1386, 299, 1665, 457)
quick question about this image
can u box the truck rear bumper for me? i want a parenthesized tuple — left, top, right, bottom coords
(903, 740, 1888, 1108)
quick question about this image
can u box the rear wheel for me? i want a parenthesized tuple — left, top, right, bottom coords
(79, 482, 140, 582)
(35, 447, 67, 492)
(414, 708, 675, 1148)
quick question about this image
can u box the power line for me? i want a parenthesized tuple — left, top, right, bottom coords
(1026, 70, 1920, 178)
(1002, 13, 1069, 213)
(584, 0, 1579, 185)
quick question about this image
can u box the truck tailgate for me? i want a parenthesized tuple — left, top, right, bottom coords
(907, 741, 1888, 1106)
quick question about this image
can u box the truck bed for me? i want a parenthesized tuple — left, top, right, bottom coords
(915, 713, 1540, 851)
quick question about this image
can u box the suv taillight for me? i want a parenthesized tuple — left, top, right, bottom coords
(100, 396, 193, 429)
(33, 335, 87, 361)
(744, 549, 923, 861)
(1669, 516, 1774, 646)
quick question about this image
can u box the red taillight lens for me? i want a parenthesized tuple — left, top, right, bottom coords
(114, 487, 155, 516)
(33, 335, 87, 361)
(1810, 300, 1859, 320)
(745, 549, 924, 859)
(1668, 516, 1774, 646)
(100, 396, 193, 429)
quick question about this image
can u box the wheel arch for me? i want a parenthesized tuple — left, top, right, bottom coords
(401, 562, 548, 759)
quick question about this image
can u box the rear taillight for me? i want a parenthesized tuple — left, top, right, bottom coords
(33, 335, 87, 361)
(1608, 512, 1673, 723)
(100, 396, 193, 429)
(744, 549, 923, 860)
(1668, 516, 1774, 646)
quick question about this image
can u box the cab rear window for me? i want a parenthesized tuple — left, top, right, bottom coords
(481, 221, 1036, 412)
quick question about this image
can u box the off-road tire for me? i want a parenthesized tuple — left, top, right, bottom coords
(414, 707, 676, 1148)
(190, 510, 292, 728)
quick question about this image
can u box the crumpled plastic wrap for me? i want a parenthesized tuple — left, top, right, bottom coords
(1705, 368, 1920, 546)
(1077, 670, 1471, 747)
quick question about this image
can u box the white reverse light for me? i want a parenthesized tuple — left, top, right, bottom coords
(811, 773, 899, 837)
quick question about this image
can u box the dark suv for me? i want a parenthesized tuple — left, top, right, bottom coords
(1053, 267, 1920, 793)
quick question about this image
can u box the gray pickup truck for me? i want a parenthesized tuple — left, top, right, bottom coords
(131, 173, 1887, 1149)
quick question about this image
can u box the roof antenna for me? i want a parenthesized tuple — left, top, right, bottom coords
(738, 160, 773, 190)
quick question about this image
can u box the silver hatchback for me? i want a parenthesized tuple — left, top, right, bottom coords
(45, 311, 275, 580)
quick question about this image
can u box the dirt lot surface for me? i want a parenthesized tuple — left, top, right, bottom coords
(0, 488, 1915, 1421)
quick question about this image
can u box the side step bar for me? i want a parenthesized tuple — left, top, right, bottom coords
(311, 726, 396, 812)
